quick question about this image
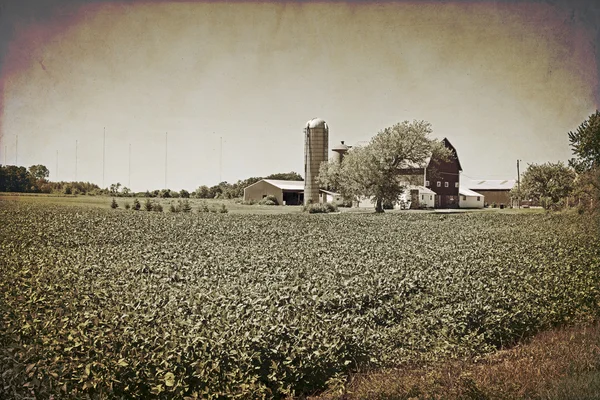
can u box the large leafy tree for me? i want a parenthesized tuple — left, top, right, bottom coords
(569, 110, 600, 172)
(520, 162, 575, 209)
(568, 111, 600, 211)
(28, 164, 50, 181)
(320, 120, 448, 212)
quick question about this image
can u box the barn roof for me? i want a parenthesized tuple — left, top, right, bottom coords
(263, 179, 305, 190)
(459, 187, 484, 197)
(465, 179, 516, 191)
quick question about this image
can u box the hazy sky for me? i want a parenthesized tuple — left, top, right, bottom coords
(0, 0, 598, 191)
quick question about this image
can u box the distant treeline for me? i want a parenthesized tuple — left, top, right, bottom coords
(0, 164, 102, 195)
(0, 164, 302, 199)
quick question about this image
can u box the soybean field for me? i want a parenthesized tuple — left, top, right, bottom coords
(0, 200, 598, 399)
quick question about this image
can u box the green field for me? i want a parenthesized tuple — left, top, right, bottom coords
(0, 199, 598, 399)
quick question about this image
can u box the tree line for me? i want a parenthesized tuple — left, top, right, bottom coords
(0, 164, 302, 199)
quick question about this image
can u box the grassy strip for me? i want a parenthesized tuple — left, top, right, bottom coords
(316, 320, 600, 400)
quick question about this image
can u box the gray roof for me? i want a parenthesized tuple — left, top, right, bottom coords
(263, 179, 304, 190)
(465, 179, 516, 191)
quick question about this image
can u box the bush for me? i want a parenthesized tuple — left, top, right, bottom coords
(133, 198, 141, 211)
(144, 199, 153, 211)
(198, 201, 210, 213)
(303, 202, 338, 214)
(169, 203, 179, 213)
(159, 189, 171, 198)
(179, 189, 190, 198)
(259, 195, 279, 206)
(153, 203, 163, 212)
(181, 199, 192, 213)
(110, 198, 118, 209)
(124, 202, 131, 210)
(219, 204, 228, 214)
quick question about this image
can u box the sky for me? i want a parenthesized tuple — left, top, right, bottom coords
(0, 0, 598, 192)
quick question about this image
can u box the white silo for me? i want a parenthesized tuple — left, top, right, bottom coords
(304, 118, 329, 205)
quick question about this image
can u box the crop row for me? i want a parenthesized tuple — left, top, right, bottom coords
(0, 201, 599, 399)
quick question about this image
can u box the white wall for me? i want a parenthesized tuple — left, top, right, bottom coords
(459, 194, 484, 208)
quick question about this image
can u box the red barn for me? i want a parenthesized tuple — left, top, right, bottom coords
(424, 138, 462, 208)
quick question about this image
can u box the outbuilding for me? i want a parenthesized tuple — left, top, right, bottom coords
(464, 179, 515, 207)
(459, 187, 485, 208)
(243, 180, 339, 206)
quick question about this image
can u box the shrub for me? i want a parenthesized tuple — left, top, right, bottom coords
(198, 201, 210, 213)
(144, 199, 153, 211)
(124, 202, 131, 210)
(153, 203, 163, 212)
(133, 198, 141, 211)
(181, 199, 192, 213)
(179, 189, 190, 198)
(259, 195, 279, 206)
(169, 203, 179, 213)
(159, 189, 171, 198)
(110, 198, 118, 209)
(303, 202, 338, 214)
(219, 204, 228, 214)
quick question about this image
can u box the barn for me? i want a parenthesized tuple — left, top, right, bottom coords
(464, 179, 515, 207)
(243, 179, 339, 205)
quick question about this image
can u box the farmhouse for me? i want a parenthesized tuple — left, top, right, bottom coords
(243, 179, 339, 205)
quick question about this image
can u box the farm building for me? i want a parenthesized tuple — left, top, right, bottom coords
(464, 179, 515, 207)
(459, 187, 485, 208)
(354, 185, 436, 209)
(243, 179, 338, 205)
(397, 138, 463, 208)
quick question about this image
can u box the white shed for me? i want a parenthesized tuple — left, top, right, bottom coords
(459, 187, 484, 208)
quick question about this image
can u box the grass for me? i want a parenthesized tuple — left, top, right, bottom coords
(314, 320, 600, 400)
(0, 194, 303, 214)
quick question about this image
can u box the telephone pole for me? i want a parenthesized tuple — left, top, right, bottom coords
(56, 150, 59, 181)
(75, 140, 78, 181)
(15, 135, 18, 165)
(102, 127, 106, 188)
(165, 132, 168, 189)
(517, 159, 521, 209)
(219, 136, 222, 183)
(128, 143, 131, 188)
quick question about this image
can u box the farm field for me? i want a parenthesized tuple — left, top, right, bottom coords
(0, 199, 598, 399)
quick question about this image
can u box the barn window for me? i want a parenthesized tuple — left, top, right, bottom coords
(477, 196, 481, 201)
(430, 195, 433, 200)
(436, 181, 441, 187)
(455, 182, 459, 188)
(444, 182, 449, 188)
(425, 180, 430, 186)
(462, 195, 466, 201)
(421, 195, 424, 200)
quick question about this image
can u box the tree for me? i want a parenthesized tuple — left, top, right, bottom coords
(265, 172, 303, 181)
(568, 110, 600, 172)
(520, 162, 575, 210)
(568, 111, 600, 211)
(28, 165, 49, 181)
(320, 120, 448, 213)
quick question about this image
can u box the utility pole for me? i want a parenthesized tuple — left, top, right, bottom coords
(75, 140, 78, 181)
(517, 159, 521, 209)
(219, 136, 222, 183)
(56, 150, 59, 181)
(165, 132, 168, 189)
(15, 135, 18, 165)
(128, 143, 131, 189)
(102, 127, 106, 189)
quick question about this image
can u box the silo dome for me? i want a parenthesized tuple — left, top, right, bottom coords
(306, 118, 327, 129)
